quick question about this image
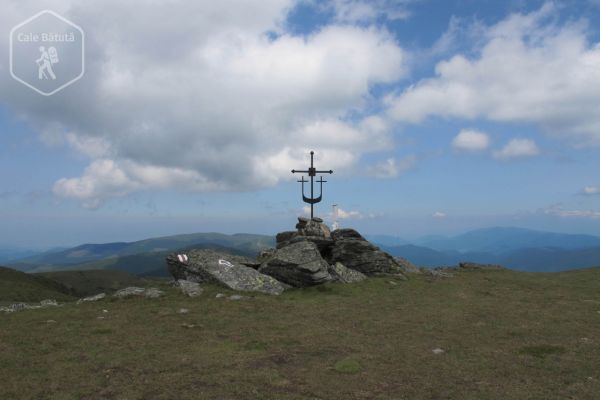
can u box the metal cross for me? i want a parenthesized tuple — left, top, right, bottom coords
(291, 151, 333, 219)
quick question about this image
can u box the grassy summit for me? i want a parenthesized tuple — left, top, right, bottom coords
(1, 267, 599, 399)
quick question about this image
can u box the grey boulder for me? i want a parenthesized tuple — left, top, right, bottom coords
(296, 217, 331, 238)
(77, 293, 106, 303)
(328, 262, 367, 283)
(395, 257, 421, 274)
(259, 240, 332, 287)
(329, 233, 404, 276)
(166, 249, 286, 295)
(113, 287, 164, 299)
(175, 280, 203, 297)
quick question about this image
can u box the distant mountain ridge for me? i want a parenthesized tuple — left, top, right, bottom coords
(6, 226, 600, 275)
(8, 232, 275, 276)
(378, 227, 600, 271)
(413, 227, 600, 254)
(10, 232, 274, 273)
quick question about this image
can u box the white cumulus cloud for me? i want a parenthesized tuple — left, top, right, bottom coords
(452, 129, 490, 152)
(582, 186, 600, 195)
(366, 155, 416, 178)
(492, 138, 540, 160)
(0, 0, 407, 207)
(387, 3, 600, 146)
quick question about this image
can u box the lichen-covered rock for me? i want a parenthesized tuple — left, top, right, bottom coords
(175, 280, 203, 297)
(422, 268, 454, 278)
(259, 240, 332, 287)
(257, 248, 276, 264)
(77, 293, 106, 303)
(144, 288, 164, 299)
(166, 249, 286, 295)
(394, 257, 421, 274)
(0, 303, 43, 312)
(329, 233, 403, 276)
(331, 228, 364, 241)
(277, 235, 334, 252)
(113, 287, 146, 298)
(276, 231, 297, 244)
(328, 262, 367, 283)
(295, 217, 331, 238)
(113, 287, 164, 299)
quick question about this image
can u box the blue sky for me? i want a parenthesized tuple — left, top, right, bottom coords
(1, 0, 600, 248)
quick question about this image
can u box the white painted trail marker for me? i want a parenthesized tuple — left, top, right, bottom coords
(218, 259, 234, 268)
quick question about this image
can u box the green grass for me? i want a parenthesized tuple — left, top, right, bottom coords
(334, 357, 362, 374)
(0, 266, 74, 304)
(36, 269, 145, 296)
(518, 344, 566, 358)
(1, 267, 600, 399)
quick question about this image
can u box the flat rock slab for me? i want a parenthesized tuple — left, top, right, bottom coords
(167, 249, 286, 295)
(259, 240, 332, 287)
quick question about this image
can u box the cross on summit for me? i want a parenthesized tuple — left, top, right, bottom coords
(291, 151, 333, 219)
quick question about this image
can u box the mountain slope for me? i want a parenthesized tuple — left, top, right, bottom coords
(9, 232, 274, 273)
(20, 242, 260, 276)
(0, 266, 75, 303)
(36, 270, 145, 297)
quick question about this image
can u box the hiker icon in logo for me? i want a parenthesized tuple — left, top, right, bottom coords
(36, 46, 59, 80)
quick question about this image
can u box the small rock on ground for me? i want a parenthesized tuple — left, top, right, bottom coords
(178, 308, 190, 314)
(77, 293, 106, 303)
(175, 280, 203, 297)
(432, 348, 445, 354)
(113, 287, 164, 299)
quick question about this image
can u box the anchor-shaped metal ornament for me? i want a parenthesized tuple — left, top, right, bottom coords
(291, 151, 333, 219)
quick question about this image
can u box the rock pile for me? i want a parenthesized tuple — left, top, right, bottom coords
(259, 222, 387, 287)
(166, 217, 405, 294)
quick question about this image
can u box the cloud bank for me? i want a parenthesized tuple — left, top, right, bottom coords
(0, 0, 407, 207)
(388, 3, 600, 146)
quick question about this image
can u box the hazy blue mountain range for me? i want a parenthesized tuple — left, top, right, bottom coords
(0, 247, 44, 264)
(364, 234, 409, 247)
(378, 227, 600, 271)
(5, 226, 600, 275)
(383, 244, 600, 272)
(412, 227, 600, 254)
